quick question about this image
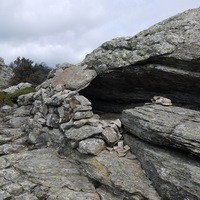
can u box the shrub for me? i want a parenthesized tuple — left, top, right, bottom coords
(9, 57, 51, 87)
(0, 87, 36, 107)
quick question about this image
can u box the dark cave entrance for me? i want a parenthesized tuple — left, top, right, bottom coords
(80, 64, 200, 115)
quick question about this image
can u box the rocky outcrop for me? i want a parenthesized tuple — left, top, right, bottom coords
(1, 7, 200, 200)
(122, 105, 200, 156)
(0, 57, 13, 89)
(124, 134, 200, 200)
(80, 8, 200, 112)
(0, 100, 160, 199)
(73, 150, 160, 200)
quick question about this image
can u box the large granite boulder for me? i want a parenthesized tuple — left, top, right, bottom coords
(80, 8, 200, 112)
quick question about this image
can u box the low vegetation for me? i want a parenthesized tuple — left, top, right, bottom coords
(0, 87, 36, 107)
(9, 57, 51, 87)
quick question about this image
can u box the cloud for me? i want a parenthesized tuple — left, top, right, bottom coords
(0, 0, 199, 66)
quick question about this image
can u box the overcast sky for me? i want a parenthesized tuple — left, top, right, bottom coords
(0, 0, 199, 67)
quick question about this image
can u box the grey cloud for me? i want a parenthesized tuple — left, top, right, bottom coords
(0, 0, 199, 66)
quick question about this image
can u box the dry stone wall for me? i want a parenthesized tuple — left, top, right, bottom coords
(18, 64, 123, 156)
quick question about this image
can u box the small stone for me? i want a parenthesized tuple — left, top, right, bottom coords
(74, 95, 92, 106)
(60, 120, 73, 132)
(73, 111, 93, 120)
(124, 145, 130, 152)
(73, 118, 99, 128)
(102, 127, 121, 145)
(117, 141, 124, 148)
(78, 138, 105, 155)
(106, 147, 114, 152)
(65, 125, 103, 141)
(74, 105, 92, 112)
(151, 96, 172, 106)
(46, 113, 59, 128)
(111, 119, 122, 128)
(125, 152, 137, 160)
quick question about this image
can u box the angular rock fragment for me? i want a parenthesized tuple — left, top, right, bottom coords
(78, 138, 105, 155)
(76, 150, 160, 200)
(65, 125, 103, 141)
(102, 127, 121, 145)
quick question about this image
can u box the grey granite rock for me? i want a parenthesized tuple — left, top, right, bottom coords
(122, 105, 200, 156)
(51, 64, 97, 91)
(80, 8, 200, 111)
(73, 150, 160, 200)
(78, 138, 105, 155)
(65, 125, 103, 141)
(0, 148, 100, 199)
(124, 134, 200, 200)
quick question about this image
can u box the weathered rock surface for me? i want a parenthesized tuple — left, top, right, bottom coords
(78, 138, 105, 155)
(73, 150, 160, 200)
(1, 7, 200, 200)
(124, 134, 200, 200)
(122, 104, 200, 156)
(0, 58, 13, 89)
(80, 8, 200, 112)
(0, 148, 101, 200)
(39, 64, 97, 92)
(3, 82, 32, 93)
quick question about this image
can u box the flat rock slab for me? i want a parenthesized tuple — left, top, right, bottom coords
(74, 150, 160, 200)
(51, 65, 97, 91)
(122, 105, 200, 156)
(124, 134, 200, 200)
(0, 148, 100, 199)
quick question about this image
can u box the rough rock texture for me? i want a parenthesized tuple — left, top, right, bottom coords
(72, 150, 160, 200)
(80, 8, 200, 112)
(1, 7, 200, 199)
(122, 105, 200, 156)
(0, 57, 13, 89)
(3, 82, 32, 93)
(124, 134, 200, 200)
(0, 90, 160, 199)
(0, 148, 101, 200)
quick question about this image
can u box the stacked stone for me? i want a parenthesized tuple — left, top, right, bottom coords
(18, 75, 122, 155)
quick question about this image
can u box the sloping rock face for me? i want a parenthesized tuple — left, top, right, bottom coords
(122, 105, 200, 199)
(1, 8, 200, 200)
(80, 8, 200, 112)
(124, 134, 200, 200)
(122, 105, 200, 156)
(0, 57, 13, 89)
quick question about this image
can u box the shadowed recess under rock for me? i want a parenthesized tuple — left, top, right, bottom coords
(80, 63, 200, 113)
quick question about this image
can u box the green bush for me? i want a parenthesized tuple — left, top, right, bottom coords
(9, 57, 51, 87)
(0, 87, 36, 107)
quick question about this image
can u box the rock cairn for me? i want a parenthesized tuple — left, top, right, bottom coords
(18, 64, 123, 156)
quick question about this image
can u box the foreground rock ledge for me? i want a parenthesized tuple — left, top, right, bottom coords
(124, 134, 200, 200)
(70, 150, 160, 200)
(122, 104, 200, 156)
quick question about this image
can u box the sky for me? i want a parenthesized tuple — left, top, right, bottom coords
(0, 0, 199, 67)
